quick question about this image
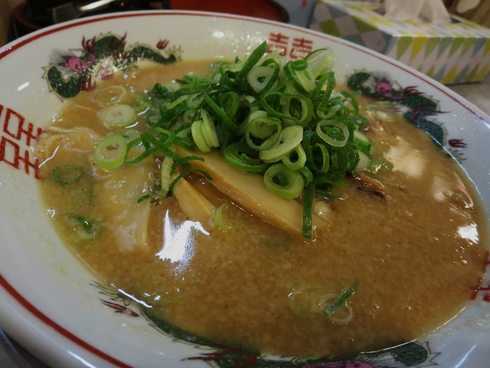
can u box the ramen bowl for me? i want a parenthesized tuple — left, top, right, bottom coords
(0, 10, 489, 368)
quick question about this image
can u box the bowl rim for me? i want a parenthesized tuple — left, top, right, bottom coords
(1, 9, 489, 368)
(3, 9, 489, 122)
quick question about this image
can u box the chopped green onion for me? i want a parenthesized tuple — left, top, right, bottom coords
(260, 91, 313, 127)
(191, 120, 211, 153)
(302, 181, 315, 239)
(203, 93, 238, 134)
(258, 238, 286, 247)
(224, 143, 269, 172)
(98, 104, 136, 127)
(356, 151, 370, 171)
(52, 165, 86, 186)
(329, 144, 359, 173)
(317, 103, 342, 120)
(314, 72, 335, 110)
(165, 95, 187, 110)
(168, 168, 212, 195)
(298, 166, 314, 186)
(245, 116, 282, 151)
(310, 143, 330, 173)
(282, 144, 306, 171)
(96, 85, 128, 105)
(94, 134, 127, 169)
(323, 280, 359, 317)
(289, 284, 340, 316)
(247, 63, 279, 93)
(260, 125, 303, 163)
(246, 110, 268, 129)
(214, 202, 234, 231)
(170, 154, 205, 172)
(316, 120, 349, 147)
(69, 214, 101, 240)
(52, 165, 94, 204)
(236, 96, 259, 135)
(280, 94, 314, 127)
(219, 92, 240, 119)
(234, 41, 268, 86)
(305, 48, 334, 79)
(159, 145, 176, 197)
(313, 175, 343, 199)
(133, 94, 150, 114)
(283, 60, 315, 94)
(264, 163, 304, 199)
(187, 93, 205, 109)
(199, 109, 220, 148)
(137, 194, 153, 203)
(353, 130, 375, 157)
(125, 127, 176, 164)
(183, 108, 197, 125)
(168, 82, 218, 103)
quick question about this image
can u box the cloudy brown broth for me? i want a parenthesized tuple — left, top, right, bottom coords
(36, 61, 488, 357)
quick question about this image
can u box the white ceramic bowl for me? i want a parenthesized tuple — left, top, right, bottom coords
(0, 10, 489, 368)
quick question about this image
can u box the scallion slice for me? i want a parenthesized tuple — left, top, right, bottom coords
(98, 104, 136, 127)
(302, 181, 316, 239)
(52, 165, 86, 186)
(311, 143, 330, 173)
(353, 130, 375, 157)
(223, 143, 269, 172)
(94, 134, 127, 169)
(191, 120, 212, 153)
(245, 116, 282, 151)
(305, 48, 334, 79)
(322, 280, 359, 318)
(125, 127, 176, 164)
(247, 63, 279, 93)
(260, 125, 303, 163)
(283, 60, 315, 94)
(200, 109, 220, 148)
(260, 91, 313, 127)
(187, 93, 205, 109)
(69, 214, 101, 240)
(264, 163, 305, 199)
(159, 145, 176, 197)
(214, 202, 234, 231)
(203, 93, 238, 134)
(316, 120, 350, 147)
(234, 41, 269, 86)
(282, 144, 306, 171)
(165, 95, 187, 110)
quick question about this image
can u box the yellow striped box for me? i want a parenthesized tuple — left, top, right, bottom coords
(310, 0, 490, 84)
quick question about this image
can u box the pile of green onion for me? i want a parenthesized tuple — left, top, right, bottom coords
(94, 41, 376, 239)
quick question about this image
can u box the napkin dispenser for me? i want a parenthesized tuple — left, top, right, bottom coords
(310, 0, 490, 84)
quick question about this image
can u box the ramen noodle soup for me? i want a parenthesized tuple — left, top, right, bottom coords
(36, 58, 488, 357)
